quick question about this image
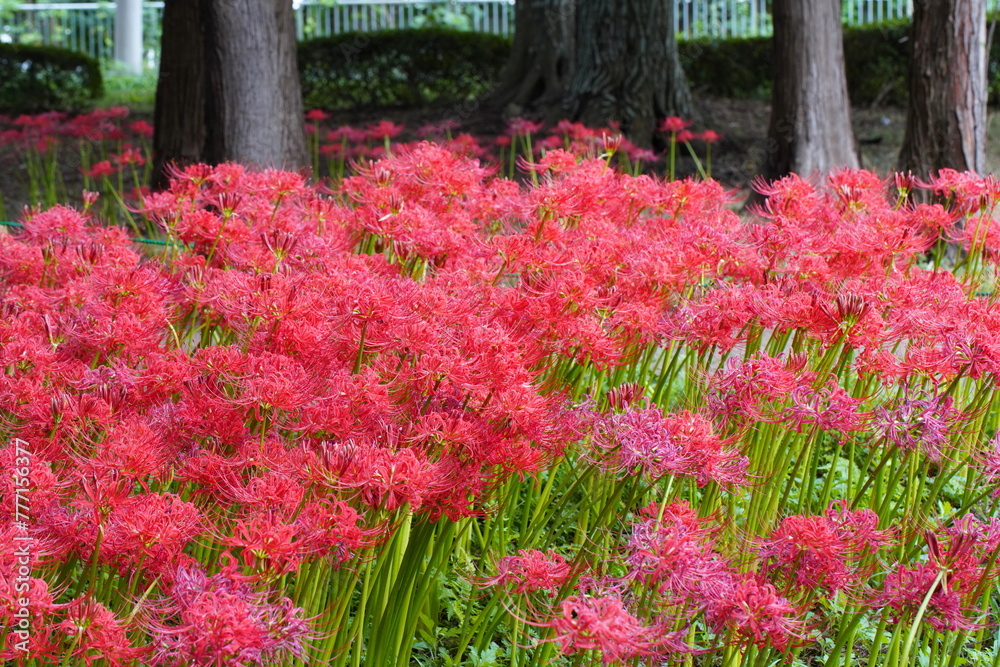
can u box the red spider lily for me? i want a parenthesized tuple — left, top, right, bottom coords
(539, 594, 694, 664)
(366, 120, 405, 142)
(507, 117, 543, 136)
(979, 432, 1000, 497)
(294, 499, 376, 564)
(700, 130, 722, 143)
(129, 120, 154, 138)
(707, 352, 813, 423)
(222, 512, 305, 578)
(872, 515, 999, 633)
(590, 406, 748, 487)
(624, 501, 732, 602)
(57, 599, 147, 666)
(99, 493, 203, 573)
(780, 382, 867, 433)
(481, 549, 573, 596)
(147, 564, 312, 666)
(705, 574, 811, 652)
(113, 147, 146, 167)
(304, 109, 331, 122)
(758, 504, 890, 595)
(657, 116, 692, 134)
(871, 387, 961, 461)
(676, 129, 696, 143)
(84, 160, 118, 179)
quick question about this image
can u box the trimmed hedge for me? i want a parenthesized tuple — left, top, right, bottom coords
(681, 18, 1000, 106)
(0, 44, 104, 113)
(300, 20, 997, 112)
(298, 28, 511, 110)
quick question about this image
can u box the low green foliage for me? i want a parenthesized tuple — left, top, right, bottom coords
(298, 28, 511, 110)
(0, 43, 103, 113)
(681, 16, 1000, 106)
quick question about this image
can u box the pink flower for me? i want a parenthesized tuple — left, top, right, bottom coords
(507, 117, 544, 136)
(304, 109, 331, 122)
(481, 549, 573, 596)
(658, 116, 692, 134)
(541, 595, 692, 664)
(84, 160, 117, 179)
(705, 575, 810, 652)
(591, 406, 748, 487)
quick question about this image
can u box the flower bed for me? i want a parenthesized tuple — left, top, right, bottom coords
(1, 115, 1000, 666)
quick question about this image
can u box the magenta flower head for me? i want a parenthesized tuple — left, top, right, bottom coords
(872, 387, 960, 461)
(705, 574, 810, 652)
(480, 549, 573, 597)
(658, 117, 692, 134)
(591, 405, 748, 488)
(759, 502, 889, 596)
(147, 561, 312, 666)
(541, 594, 693, 664)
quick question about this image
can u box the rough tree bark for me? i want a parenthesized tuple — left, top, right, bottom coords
(898, 0, 987, 177)
(152, 0, 307, 185)
(565, 0, 692, 144)
(762, 0, 859, 180)
(488, 0, 576, 115)
(151, 0, 205, 189)
(201, 0, 306, 168)
(489, 0, 693, 146)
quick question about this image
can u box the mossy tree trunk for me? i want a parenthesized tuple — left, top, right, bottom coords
(763, 0, 859, 180)
(490, 0, 693, 147)
(898, 0, 987, 177)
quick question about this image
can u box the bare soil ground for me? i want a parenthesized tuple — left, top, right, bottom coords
(4, 97, 1000, 219)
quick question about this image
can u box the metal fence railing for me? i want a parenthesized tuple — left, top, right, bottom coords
(0, 1, 163, 65)
(2, 0, 997, 68)
(294, 0, 516, 39)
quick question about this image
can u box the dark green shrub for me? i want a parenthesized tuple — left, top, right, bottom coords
(679, 35, 774, 100)
(298, 28, 512, 110)
(0, 44, 103, 113)
(679, 20, 912, 106)
(681, 15, 1000, 106)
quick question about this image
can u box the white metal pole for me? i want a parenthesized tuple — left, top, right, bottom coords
(115, 0, 144, 74)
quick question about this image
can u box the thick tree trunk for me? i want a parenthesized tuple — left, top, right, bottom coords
(488, 0, 575, 116)
(151, 0, 205, 189)
(565, 0, 692, 144)
(763, 0, 859, 180)
(152, 0, 308, 187)
(489, 0, 692, 146)
(898, 0, 987, 177)
(201, 0, 307, 168)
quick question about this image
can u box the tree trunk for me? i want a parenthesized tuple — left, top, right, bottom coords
(898, 0, 987, 177)
(565, 0, 692, 144)
(488, 0, 576, 117)
(201, 0, 307, 168)
(489, 0, 692, 147)
(151, 0, 205, 189)
(763, 0, 859, 180)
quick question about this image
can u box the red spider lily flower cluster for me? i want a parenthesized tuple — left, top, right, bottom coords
(6, 127, 1000, 665)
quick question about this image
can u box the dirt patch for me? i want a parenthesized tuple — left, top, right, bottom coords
(3, 98, 1000, 220)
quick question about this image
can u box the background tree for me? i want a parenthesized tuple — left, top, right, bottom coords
(489, 0, 693, 146)
(898, 0, 987, 177)
(762, 0, 859, 180)
(152, 0, 306, 188)
(151, 0, 204, 188)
